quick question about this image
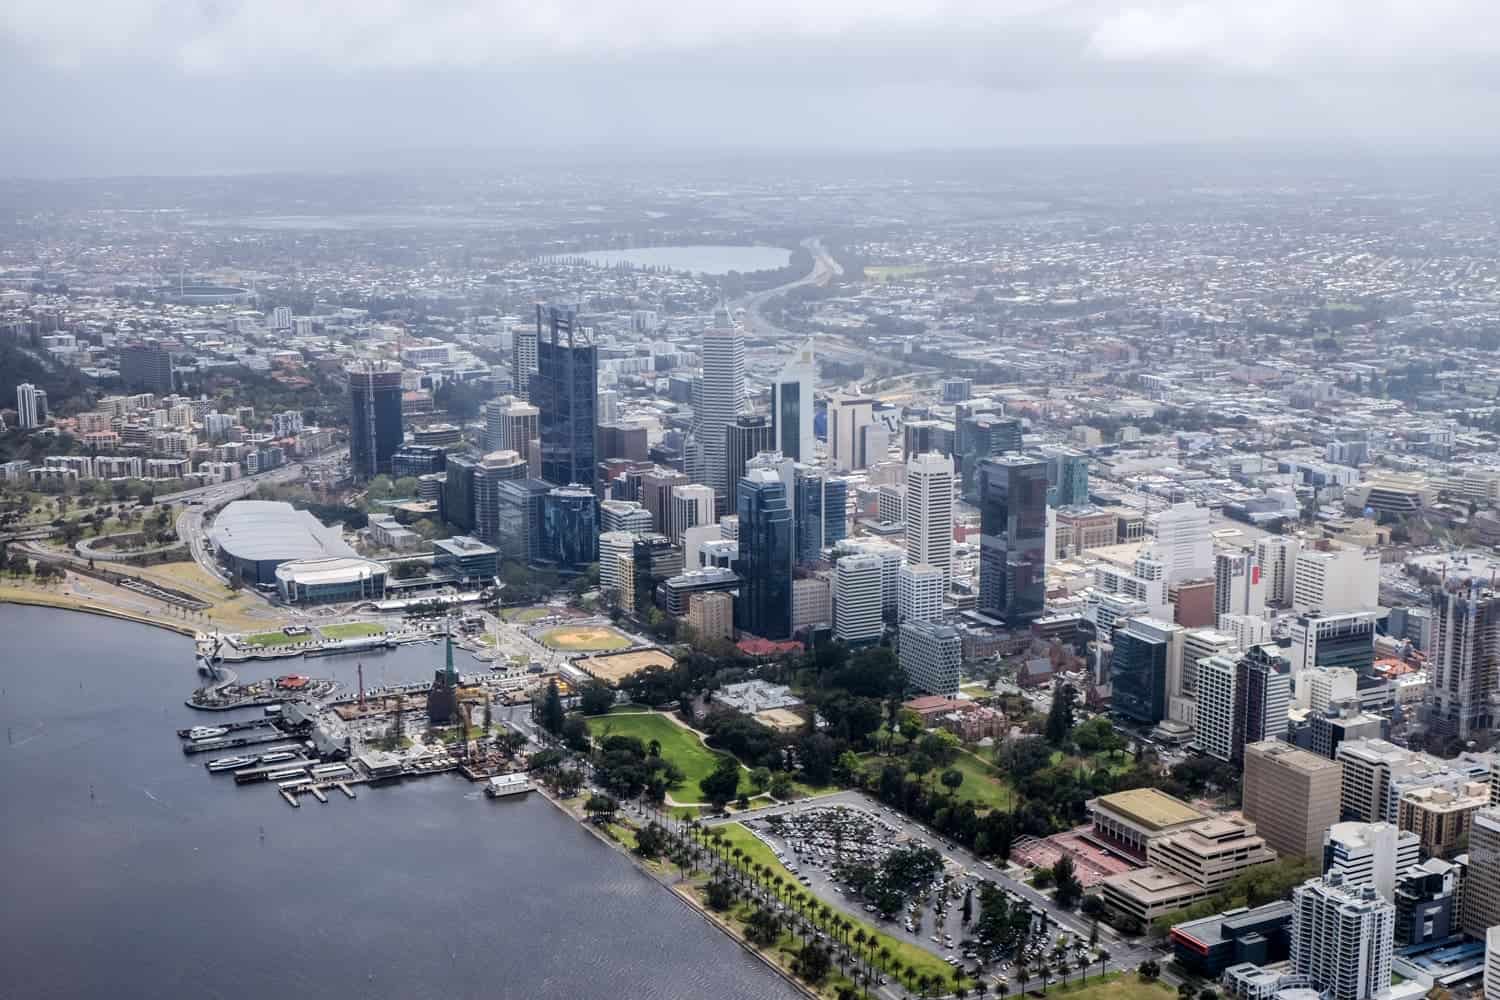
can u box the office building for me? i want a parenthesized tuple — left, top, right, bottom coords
(121, 339, 174, 394)
(597, 422, 648, 463)
(1309, 702, 1386, 761)
(656, 567, 739, 617)
(877, 482, 904, 524)
(390, 444, 446, 478)
(793, 467, 825, 565)
(900, 620, 962, 697)
(1169, 577, 1217, 629)
(1395, 858, 1462, 947)
(1465, 808, 1500, 937)
(472, 450, 529, 543)
(687, 590, 735, 642)
(494, 478, 550, 564)
(1290, 875, 1394, 1000)
(512, 325, 538, 400)
(533, 304, 597, 487)
(1196, 654, 1238, 762)
(696, 310, 747, 505)
(1430, 583, 1500, 739)
(827, 392, 877, 472)
(1289, 611, 1377, 676)
(443, 454, 478, 532)
(640, 467, 691, 536)
(957, 411, 1022, 500)
(630, 534, 682, 616)
(905, 451, 955, 586)
(976, 454, 1048, 626)
(792, 577, 832, 630)
(598, 531, 636, 597)
(669, 484, 716, 544)
(823, 476, 849, 547)
(431, 536, 499, 583)
(1112, 616, 1183, 725)
(1215, 548, 1266, 622)
(835, 553, 885, 645)
(1337, 740, 1420, 824)
(1041, 446, 1089, 507)
(542, 485, 598, 570)
(1100, 816, 1276, 923)
(903, 420, 955, 463)
(1170, 901, 1294, 979)
(1256, 535, 1302, 608)
(1243, 741, 1344, 860)
(1292, 541, 1380, 614)
(484, 396, 540, 458)
(1301, 666, 1359, 714)
(1487, 927, 1500, 1000)
(1233, 644, 1292, 762)
(1150, 503, 1214, 585)
(1323, 822, 1420, 903)
(898, 562, 945, 624)
(1399, 781, 1491, 859)
(347, 361, 404, 480)
(771, 338, 815, 464)
(15, 383, 44, 430)
(599, 499, 653, 534)
(1054, 506, 1118, 558)
(735, 469, 793, 640)
(942, 377, 972, 402)
(725, 415, 774, 511)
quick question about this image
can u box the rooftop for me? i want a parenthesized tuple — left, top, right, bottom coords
(209, 500, 356, 563)
(1093, 787, 1205, 830)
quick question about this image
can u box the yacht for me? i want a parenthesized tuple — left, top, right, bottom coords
(205, 756, 255, 772)
(187, 726, 228, 741)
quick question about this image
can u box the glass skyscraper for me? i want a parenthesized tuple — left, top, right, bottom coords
(542, 486, 599, 570)
(977, 454, 1047, 626)
(793, 467, 825, 565)
(736, 468, 793, 639)
(1111, 620, 1170, 724)
(823, 476, 849, 547)
(533, 304, 598, 488)
(348, 362, 404, 480)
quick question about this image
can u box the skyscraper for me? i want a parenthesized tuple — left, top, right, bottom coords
(542, 485, 599, 570)
(15, 383, 43, 430)
(1040, 446, 1089, 507)
(484, 395, 539, 457)
(976, 454, 1048, 626)
(669, 484, 716, 543)
(735, 468, 793, 640)
(905, 451, 955, 587)
(1111, 616, 1182, 725)
(958, 413, 1022, 500)
(771, 338, 815, 464)
(1243, 741, 1344, 860)
(1290, 875, 1395, 1000)
(1430, 583, 1500, 739)
(512, 325, 538, 400)
(472, 450, 528, 543)
(1462, 808, 1500, 938)
(792, 466, 825, 565)
(724, 415, 773, 512)
(347, 361, 404, 480)
(696, 309, 747, 507)
(827, 393, 879, 472)
(443, 454, 478, 532)
(900, 620, 962, 697)
(1323, 822, 1420, 903)
(1232, 643, 1292, 763)
(1215, 548, 1266, 622)
(1151, 502, 1214, 585)
(835, 553, 884, 645)
(898, 563, 944, 624)
(121, 339, 174, 395)
(533, 305, 598, 488)
(1196, 654, 1238, 762)
(823, 477, 849, 547)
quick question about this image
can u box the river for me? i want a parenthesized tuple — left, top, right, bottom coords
(0, 606, 801, 1000)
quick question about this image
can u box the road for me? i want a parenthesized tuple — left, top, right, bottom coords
(171, 462, 313, 584)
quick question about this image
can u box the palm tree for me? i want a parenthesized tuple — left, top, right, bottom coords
(1017, 965, 1030, 996)
(1096, 949, 1110, 980)
(997, 983, 1009, 1000)
(1075, 957, 1088, 985)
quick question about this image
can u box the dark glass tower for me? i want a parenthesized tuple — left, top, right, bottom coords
(725, 414, 774, 513)
(736, 468, 793, 640)
(1110, 623, 1169, 724)
(977, 454, 1047, 626)
(533, 305, 598, 487)
(793, 467, 825, 566)
(542, 486, 599, 570)
(823, 476, 849, 547)
(348, 363, 404, 480)
(959, 414, 1023, 502)
(443, 454, 478, 532)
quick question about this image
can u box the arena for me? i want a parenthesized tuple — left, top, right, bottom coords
(210, 500, 359, 586)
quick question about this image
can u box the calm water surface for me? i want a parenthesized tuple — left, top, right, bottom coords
(0, 606, 800, 1000)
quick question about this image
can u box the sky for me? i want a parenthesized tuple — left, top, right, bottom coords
(4, 1, 1499, 176)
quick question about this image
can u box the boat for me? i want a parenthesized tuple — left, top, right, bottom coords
(205, 755, 256, 772)
(258, 751, 298, 765)
(187, 726, 228, 741)
(485, 773, 533, 798)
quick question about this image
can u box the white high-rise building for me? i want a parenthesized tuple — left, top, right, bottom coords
(900, 620, 962, 697)
(1196, 654, 1238, 761)
(272, 305, 293, 330)
(1219, 613, 1272, 653)
(597, 389, 619, 424)
(905, 451, 954, 586)
(1300, 666, 1359, 712)
(827, 392, 875, 472)
(512, 326, 538, 400)
(898, 563, 944, 624)
(695, 309, 747, 507)
(834, 553, 884, 645)
(771, 339, 816, 465)
(1151, 503, 1213, 584)
(669, 484, 716, 543)
(16, 383, 43, 430)
(1323, 822, 1420, 903)
(598, 531, 637, 596)
(1256, 535, 1302, 608)
(1291, 875, 1395, 1000)
(1293, 542, 1381, 614)
(1215, 548, 1267, 622)
(1486, 926, 1500, 1000)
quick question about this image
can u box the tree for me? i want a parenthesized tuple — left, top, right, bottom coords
(941, 768, 965, 795)
(919, 730, 961, 766)
(1052, 856, 1082, 910)
(634, 821, 668, 859)
(769, 773, 796, 800)
(795, 941, 832, 984)
(578, 679, 616, 716)
(699, 754, 742, 809)
(705, 878, 735, 911)
(585, 793, 617, 824)
(560, 714, 591, 752)
(1045, 684, 1076, 746)
(749, 767, 772, 793)
(996, 736, 1054, 778)
(834, 749, 865, 785)
(908, 752, 934, 783)
(1138, 959, 1160, 981)
(538, 679, 566, 736)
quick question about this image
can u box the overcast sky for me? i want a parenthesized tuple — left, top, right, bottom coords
(4, 1, 1498, 176)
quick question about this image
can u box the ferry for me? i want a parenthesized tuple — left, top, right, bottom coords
(485, 773, 534, 799)
(205, 755, 256, 772)
(265, 767, 309, 781)
(187, 726, 228, 741)
(258, 751, 298, 765)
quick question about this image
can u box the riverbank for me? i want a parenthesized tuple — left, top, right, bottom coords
(0, 584, 199, 637)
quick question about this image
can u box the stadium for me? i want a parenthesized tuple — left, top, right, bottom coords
(210, 500, 363, 587)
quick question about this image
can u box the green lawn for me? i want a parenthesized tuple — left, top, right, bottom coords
(1042, 973, 1171, 1000)
(714, 822, 967, 990)
(319, 622, 386, 640)
(593, 711, 745, 797)
(941, 751, 1014, 810)
(242, 630, 304, 647)
(504, 606, 553, 623)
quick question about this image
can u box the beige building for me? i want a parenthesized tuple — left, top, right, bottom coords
(1055, 507, 1119, 558)
(1101, 816, 1276, 923)
(1242, 740, 1343, 859)
(1462, 808, 1500, 938)
(792, 576, 833, 630)
(686, 591, 734, 642)
(1337, 738, 1419, 824)
(1088, 787, 1206, 858)
(1398, 781, 1490, 859)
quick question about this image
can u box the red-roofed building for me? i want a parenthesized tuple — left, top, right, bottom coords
(736, 635, 804, 658)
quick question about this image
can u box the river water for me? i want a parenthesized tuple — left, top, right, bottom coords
(0, 606, 800, 1000)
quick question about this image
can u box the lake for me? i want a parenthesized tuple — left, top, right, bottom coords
(0, 606, 801, 1000)
(575, 245, 793, 275)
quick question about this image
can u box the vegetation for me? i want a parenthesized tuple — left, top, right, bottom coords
(1150, 857, 1317, 935)
(319, 622, 386, 640)
(593, 712, 744, 800)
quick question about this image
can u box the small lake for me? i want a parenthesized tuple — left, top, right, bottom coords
(574, 245, 793, 275)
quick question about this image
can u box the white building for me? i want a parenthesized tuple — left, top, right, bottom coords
(1256, 535, 1302, 608)
(1300, 666, 1359, 713)
(1196, 654, 1238, 761)
(1219, 613, 1272, 653)
(598, 531, 636, 596)
(1323, 822, 1420, 903)
(771, 339, 816, 465)
(1290, 875, 1394, 1000)
(898, 562, 945, 624)
(696, 311, 747, 505)
(669, 484, 716, 543)
(15, 383, 44, 430)
(1293, 542, 1380, 614)
(792, 576, 832, 630)
(827, 392, 875, 472)
(1151, 502, 1214, 584)
(1486, 926, 1500, 1000)
(900, 620, 962, 697)
(834, 553, 884, 644)
(905, 451, 955, 586)
(1215, 548, 1267, 621)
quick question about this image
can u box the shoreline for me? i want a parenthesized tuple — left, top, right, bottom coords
(537, 787, 822, 1000)
(0, 589, 199, 638)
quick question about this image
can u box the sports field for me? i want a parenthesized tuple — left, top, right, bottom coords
(319, 622, 386, 640)
(537, 624, 633, 651)
(241, 630, 304, 648)
(593, 711, 744, 797)
(504, 606, 553, 623)
(576, 647, 674, 685)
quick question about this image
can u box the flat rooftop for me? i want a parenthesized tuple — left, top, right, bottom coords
(1094, 788, 1205, 830)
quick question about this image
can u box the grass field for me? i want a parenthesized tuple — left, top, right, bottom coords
(319, 622, 386, 640)
(714, 822, 968, 990)
(593, 711, 745, 797)
(241, 630, 304, 647)
(1042, 973, 1170, 1000)
(538, 624, 633, 651)
(941, 751, 1014, 810)
(504, 606, 553, 623)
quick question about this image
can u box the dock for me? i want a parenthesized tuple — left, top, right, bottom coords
(233, 759, 314, 784)
(337, 782, 357, 799)
(176, 718, 277, 738)
(280, 789, 300, 808)
(183, 731, 299, 755)
(310, 786, 328, 804)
